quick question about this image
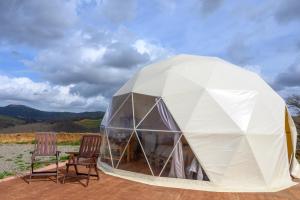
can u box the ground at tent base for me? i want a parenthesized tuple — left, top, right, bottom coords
(0, 166, 300, 200)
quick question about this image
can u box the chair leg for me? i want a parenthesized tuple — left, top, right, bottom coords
(86, 165, 92, 187)
(94, 164, 100, 180)
(28, 162, 34, 184)
(74, 165, 79, 175)
(56, 161, 59, 183)
(63, 164, 69, 184)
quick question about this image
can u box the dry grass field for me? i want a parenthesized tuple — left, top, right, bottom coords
(0, 133, 85, 144)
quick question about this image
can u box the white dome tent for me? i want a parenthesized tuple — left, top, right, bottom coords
(98, 54, 300, 192)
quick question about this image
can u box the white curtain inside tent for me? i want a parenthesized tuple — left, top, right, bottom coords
(101, 102, 111, 127)
(156, 99, 185, 178)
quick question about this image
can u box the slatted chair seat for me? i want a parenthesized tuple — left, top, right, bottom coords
(63, 135, 101, 187)
(29, 132, 60, 183)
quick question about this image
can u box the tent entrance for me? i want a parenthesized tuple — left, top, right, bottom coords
(285, 108, 293, 164)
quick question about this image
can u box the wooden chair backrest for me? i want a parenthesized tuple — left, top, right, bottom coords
(34, 133, 57, 156)
(78, 135, 101, 158)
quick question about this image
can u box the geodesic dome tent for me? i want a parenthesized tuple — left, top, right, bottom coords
(98, 54, 300, 192)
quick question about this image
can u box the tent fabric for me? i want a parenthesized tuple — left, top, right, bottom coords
(99, 54, 300, 192)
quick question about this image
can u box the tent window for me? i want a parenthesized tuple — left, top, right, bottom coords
(117, 132, 153, 175)
(106, 129, 133, 167)
(136, 131, 181, 176)
(133, 93, 157, 126)
(109, 93, 130, 121)
(109, 94, 134, 129)
(285, 108, 293, 163)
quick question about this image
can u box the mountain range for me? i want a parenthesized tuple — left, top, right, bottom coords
(0, 104, 104, 122)
(0, 105, 104, 133)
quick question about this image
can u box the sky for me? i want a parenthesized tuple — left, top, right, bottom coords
(0, 0, 299, 112)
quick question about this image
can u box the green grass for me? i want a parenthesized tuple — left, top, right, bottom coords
(14, 140, 36, 144)
(75, 118, 100, 129)
(32, 162, 44, 169)
(0, 171, 14, 179)
(59, 155, 69, 161)
(57, 140, 80, 146)
(14, 154, 30, 171)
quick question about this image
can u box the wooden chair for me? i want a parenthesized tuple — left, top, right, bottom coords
(29, 132, 60, 183)
(63, 135, 101, 187)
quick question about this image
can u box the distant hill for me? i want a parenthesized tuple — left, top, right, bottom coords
(0, 115, 26, 129)
(0, 104, 104, 122)
(0, 105, 104, 133)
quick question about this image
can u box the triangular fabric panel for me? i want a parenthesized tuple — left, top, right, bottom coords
(117, 132, 152, 175)
(133, 72, 167, 97)
(106, 129, 133, 167)
(207, 89, 258, 132)
(184, 133, 243, 183)
(133, 93, 158, 126)
(136, 131, 181, 176)
(247, 94, 283, 135)
(185, 91, 242, 133)
(271, 139, 294, 188)
(160, 135, 209, 181)
(161, 71, 204, 97)
(115, 73, 139, 96)
(166, 61, 215, 88)
(163, 90, 205, 131)
(256, 80, 285, 125)
(109, 94, 134, 128)
(220, 137, 267, 188)
(206, 64, 258, 90)
(246, 134, 289, 186)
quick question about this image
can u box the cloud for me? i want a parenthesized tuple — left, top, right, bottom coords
(156, 0, 177, 13)
(199, 0, 223, 16)
(225, 35, 253, 65)
(243, 65, 262, 76)
(24, 29, 169, 100)
(70, 82, 118, 98)
(0, 0, 77, 47)
(272, 60, 300, 90)
(0, 75, 107, 112)
(97, 0, 137, 24)
(274, 0, 300, 24)
(101, 42, 150, 68)
(0, 0, 170, 111)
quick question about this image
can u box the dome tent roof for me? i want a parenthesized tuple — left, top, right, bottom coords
(100, 54, 300, 192)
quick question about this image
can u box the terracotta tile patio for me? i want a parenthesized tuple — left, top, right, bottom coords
(0, 166, 300, 200)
